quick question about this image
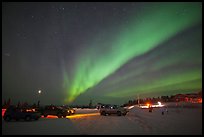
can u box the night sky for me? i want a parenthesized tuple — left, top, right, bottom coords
(2, 2, 202, 105)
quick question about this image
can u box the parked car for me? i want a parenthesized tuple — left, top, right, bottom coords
(99, 104, 128, 116)
(41, 105, 70, 118)
(3, 105, 41, 122)
(60, 106, 76, 115)
(69, 107, 76, 114)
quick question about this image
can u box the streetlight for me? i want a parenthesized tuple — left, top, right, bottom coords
(38, 90, 42, 94)
(137, 94, 140, 106)
(37, 90, 42, 107)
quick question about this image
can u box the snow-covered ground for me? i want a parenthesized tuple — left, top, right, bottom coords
(2, 103, 202, 135)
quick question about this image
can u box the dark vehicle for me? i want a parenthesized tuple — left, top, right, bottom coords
(41, 105, 70, 118)
(3, 105, 41, 122)
(69, 107, 76, 114)
(60, 106, 76, 115)
(99, 104, 128, 116)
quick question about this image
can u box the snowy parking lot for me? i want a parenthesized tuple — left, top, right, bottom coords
(2, 103, 202, 135)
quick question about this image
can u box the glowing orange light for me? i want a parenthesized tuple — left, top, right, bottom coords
(146, 103, 150, 108)
(66, 113, 100, 119)
(26, 109, 35, 112)
(41, 115, 58, 119)
(198, 98, 202, 103)
(40, 113, 100, 119)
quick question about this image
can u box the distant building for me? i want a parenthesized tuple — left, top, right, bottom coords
(173, 91, 202, 103)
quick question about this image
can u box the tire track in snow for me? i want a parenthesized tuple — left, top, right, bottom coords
(127, 112, 152, 132)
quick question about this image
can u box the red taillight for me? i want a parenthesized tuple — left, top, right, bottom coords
(2, 109, 6, 117)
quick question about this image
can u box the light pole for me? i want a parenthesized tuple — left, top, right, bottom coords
(37, 90, 42, 107)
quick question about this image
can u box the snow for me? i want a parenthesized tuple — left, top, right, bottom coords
(2, 103, 202, 135)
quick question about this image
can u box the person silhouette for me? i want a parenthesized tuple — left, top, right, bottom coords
(165, 107, 168, 114)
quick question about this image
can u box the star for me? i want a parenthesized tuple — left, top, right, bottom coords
(93, 7, 97, 10)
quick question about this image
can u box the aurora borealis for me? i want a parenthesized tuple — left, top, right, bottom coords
(2, 2, 202, 105)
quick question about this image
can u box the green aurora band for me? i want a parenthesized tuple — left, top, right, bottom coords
(63, 3, 202, 103)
